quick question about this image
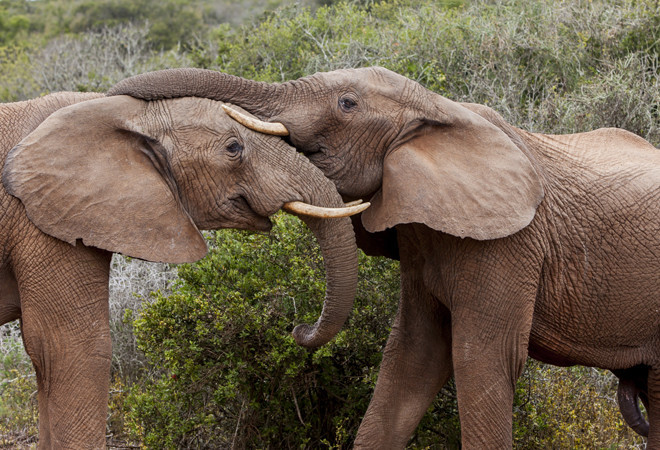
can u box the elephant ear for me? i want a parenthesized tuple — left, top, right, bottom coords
(2, 95, 208, 263)
(362, 100, 544, 240)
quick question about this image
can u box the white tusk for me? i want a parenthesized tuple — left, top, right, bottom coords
(283, 201, 370, 218)
(222, 104, 289, 136)
(343, 200, 363, 207)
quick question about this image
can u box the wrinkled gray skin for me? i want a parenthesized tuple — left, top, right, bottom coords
(109, 67, 660, 448)
(0, 92, 358, 448)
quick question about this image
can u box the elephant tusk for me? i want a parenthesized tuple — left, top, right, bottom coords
(222, 104, 289, 136)
(343, 199, 363, 207)
(283, 201, 370, 218)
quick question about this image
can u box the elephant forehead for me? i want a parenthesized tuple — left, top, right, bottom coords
(317, 67, 416, 104)
(320, 66, 398, 83)
(158, 97, 235, 129)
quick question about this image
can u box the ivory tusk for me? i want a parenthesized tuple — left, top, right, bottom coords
(222, 104, 289, 136)
(343, 200, 363, 207)
(283, 201, 370, 218)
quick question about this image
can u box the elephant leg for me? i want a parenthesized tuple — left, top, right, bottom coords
(648, 367, 660, 447)
(451, 303, 533, 449)
(0, 267, 21, 325)
(354, 270, 452, 449)
(16, 242, 112, 449)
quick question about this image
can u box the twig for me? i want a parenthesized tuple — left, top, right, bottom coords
(291, 388, 305, 426)
(231, 399, 247, 449)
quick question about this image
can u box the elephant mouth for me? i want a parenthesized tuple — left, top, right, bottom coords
(302, 146, 337, 180)
(225, 195, 369, 233)
(301, 143, 326, 159)
(228, 195, 273, 232)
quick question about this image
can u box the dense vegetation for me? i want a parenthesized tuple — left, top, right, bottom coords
(122, 216, 400, 448)
(1, 0, 658, 447)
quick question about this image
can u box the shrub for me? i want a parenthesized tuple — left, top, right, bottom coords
(0, 322, 37, 447)
(108, 255, 177, 382)
(34, 22, 194, 95)
(123, 214, 400, 448)
(513, 362, 646, 449)
(0, 43, 38, 102)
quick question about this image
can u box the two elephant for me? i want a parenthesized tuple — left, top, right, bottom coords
(3, 64, 658, 447)
(0, 92, 365, 447)
(110, 67, 660, 448)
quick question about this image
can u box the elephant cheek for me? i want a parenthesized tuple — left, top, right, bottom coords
(191, 197, 273, 232)
(247, 216, 273, 232)
(202, 215, 273, 232)
(309, 151, 384, 200)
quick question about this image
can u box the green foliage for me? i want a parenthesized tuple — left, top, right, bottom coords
(617, 1, 660, 64)
(123, 215, 400, 448)
(0, 0, 39, 47)
(512, 362, 646, 448)
(1, 0, 325, 51)
(0, 324, 38, 447)
(64, 0, 205, 50)
(4, 0, 208, 49)
(0, 43, 38, 102)
(0, 10, 29, 45)
(209, 1, 458, 83)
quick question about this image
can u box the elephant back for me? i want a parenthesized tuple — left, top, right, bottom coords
(0, 92, 103, 164)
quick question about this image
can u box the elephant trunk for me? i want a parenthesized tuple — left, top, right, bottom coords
(285, 156, 359, 348)
(107, 69, 290, 119)
(294, 213, 358, 348)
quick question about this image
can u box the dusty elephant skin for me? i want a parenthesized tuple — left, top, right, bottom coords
(110, 67, 660, 448)
(0, 92, 360, 448)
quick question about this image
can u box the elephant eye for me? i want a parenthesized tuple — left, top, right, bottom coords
(339, 96, 358, 112)
(226, 140, 243, 156)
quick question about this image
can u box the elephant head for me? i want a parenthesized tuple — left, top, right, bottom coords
(108, 67, 544, 250)
(2, 95, 366, 347)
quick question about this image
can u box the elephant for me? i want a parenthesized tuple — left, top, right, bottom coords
(0, 91, 368, 448)
(109, 66, 660, 448)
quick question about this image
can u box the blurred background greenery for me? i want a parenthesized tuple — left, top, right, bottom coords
(0, 0, 657, 447)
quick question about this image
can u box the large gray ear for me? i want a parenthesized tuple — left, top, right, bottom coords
(362, 99, 544, 240)
(2, 95, 208, 263)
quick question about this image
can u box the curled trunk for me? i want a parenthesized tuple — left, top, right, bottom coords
(294, 214, 358, 347)
(282, 154, 359, 348)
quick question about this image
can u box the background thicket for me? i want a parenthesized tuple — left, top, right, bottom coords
(0, 0, 658, 447)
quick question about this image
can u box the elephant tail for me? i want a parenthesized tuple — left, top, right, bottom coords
(616, 366, 649, 437)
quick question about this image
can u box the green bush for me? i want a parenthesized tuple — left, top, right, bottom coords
(0, 323, 38, 447)
(123, 214, 400, 448)
(513, 362, 646, 448)
(0, 9, 30, 46)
